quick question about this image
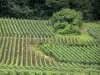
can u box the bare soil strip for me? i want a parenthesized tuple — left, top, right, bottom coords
(23, 38, 26, 66)
(14, 38, 18, 65)
(18, 39, 22, 66)
(4, 38, 10, 63)
(27, 39, 31, 66)
(9, 37, 14, 64)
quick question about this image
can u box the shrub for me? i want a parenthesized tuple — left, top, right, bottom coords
(51, 9, 83, 26)
(51, 8, 83, 35)
(53, 22, 67, 32)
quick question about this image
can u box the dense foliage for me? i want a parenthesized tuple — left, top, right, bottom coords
(0, 0, 100, 20)
(51, 9, 83, 34)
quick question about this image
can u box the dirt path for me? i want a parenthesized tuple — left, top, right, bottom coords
(80, 28, 88, 34)
(14, 38, 18, 65)
(33, 47, 57, 66)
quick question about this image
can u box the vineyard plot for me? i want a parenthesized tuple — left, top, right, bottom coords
(40, 45, 100, 65)
(0, 18, 54, 37)
(0, 18, 100, 74)
(0, 37, 56, 67)
(88, 26, 100, 39)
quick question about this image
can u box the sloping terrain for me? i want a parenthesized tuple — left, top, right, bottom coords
(0, 18, 100, 75)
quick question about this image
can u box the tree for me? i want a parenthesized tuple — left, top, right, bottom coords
(51, 9, 83, 34)
(0, 0, 99, 20)
(45, 0, 69, 9)
(91, 0, 100, 20)
(45, 0, 94, 20)
(69, 0, 93, 20)
(0, 0, 11, 17)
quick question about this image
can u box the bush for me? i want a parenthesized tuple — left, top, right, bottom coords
(51, 9, 83, 35)
(53, 22, 67, 32)
(51, 9, 83, 26)
(58, 27, 80, 35)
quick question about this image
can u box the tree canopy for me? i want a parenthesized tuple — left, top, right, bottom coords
(0, 0, 100, 20)
(51, 9, 83, 34)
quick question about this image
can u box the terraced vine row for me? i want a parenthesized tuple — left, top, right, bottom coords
(30, 36, 87, 46)
(0, 18, 54, 37)
(88, 26, 100, 39)
(86, 26, 100, 46)
(0, 36, 57, 67)
(0, 36, 100, 71)
(0, 64, 100, 75)
(1, 18, 100, 46)
(85, 39, 100, 46)
(40, 45, 100, 65)
(30, 35, 100, 46)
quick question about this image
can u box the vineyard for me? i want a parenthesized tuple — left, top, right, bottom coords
(0, 18, 100, 75)
(40, 45, 100, 64)
(88, 26, 100, 39)
(0, 18, 54, 37)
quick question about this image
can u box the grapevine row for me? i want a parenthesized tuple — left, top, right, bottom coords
(0, 36, 56, 67)
(0, 18, 54, 37)
(40, 45, 100, 65)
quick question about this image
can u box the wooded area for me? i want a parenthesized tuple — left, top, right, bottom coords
(0, 0, 100, 20)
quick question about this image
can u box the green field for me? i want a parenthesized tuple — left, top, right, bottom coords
(0, 18, 100, 75)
